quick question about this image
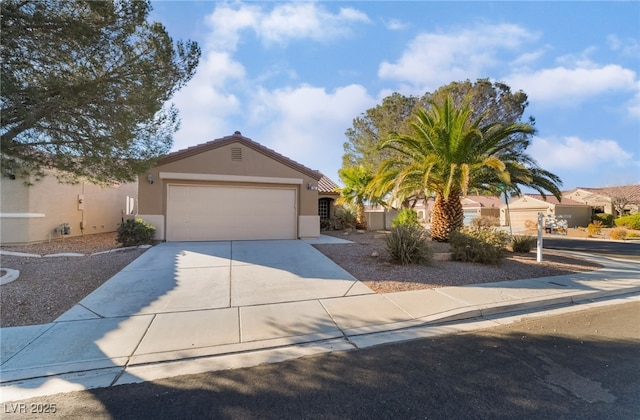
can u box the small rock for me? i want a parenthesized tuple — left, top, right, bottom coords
(343, 232, 349, 236)
(357, 230, 365, 234)
(371, 251, 379, 257)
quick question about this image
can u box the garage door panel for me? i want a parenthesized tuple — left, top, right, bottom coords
(167, 185, 296, 241)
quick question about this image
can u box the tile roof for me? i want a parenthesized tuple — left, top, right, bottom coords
(157, 131, 323, 180)
(523, 194, 585, 206)
(572, 185, 640, 203)
(318, 175, 340, 194)
(462, 195, 503, 208)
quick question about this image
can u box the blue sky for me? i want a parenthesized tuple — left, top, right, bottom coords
(150, 1, 640, 191)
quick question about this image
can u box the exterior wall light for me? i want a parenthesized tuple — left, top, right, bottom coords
(307, 183, 318, 191)
(147, 173, 154, 184)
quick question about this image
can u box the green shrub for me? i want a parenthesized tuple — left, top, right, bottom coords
(334, 205, 357, 229)
(471, 216, 500, 228)
(587, 221, 602, 237)
(511, 235, 536, 253)
(117, 218, 156, 247)
(391, 208, 420, 228)
(592, 213, 615, 227)
(609, 228, 628, 240)
(615, 214, 640, 230)
(384, 224, 433, 265)
(450, 227, 508, 265)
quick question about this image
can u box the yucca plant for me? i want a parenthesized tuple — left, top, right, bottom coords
(510, 235, 536, 253)
(384, 224, 433, 265)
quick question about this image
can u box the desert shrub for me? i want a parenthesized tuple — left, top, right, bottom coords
(592, 213, 615, 227)
(117, 218, 156, 247)
(471, 216, 500, 228)
(449, 227, 508, 265)
(524, 219, 537, 231)
(334, 205, 357, 229)
(609, 228, 628, 240)
(511, 235, 536, 253)
(587, 221, 603, 237)
(384, 224, 433, 265)
(615, 214, 640, 230)
(626, 232, 640, 239)
(392, 208, 420, 228)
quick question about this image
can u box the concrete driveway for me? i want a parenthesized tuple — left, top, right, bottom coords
(1, 239, 376, 385)
(60, 239, 374, 319)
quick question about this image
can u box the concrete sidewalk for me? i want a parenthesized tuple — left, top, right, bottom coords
(1, 239, 639, 403)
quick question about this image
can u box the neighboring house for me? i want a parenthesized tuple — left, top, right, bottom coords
(137, 131, 325, 241)
(500, 195, 591, 231)
(462, 196, 503, 226)
(403, 195, 502, 226)
(0, 170, 137, 244)
(364, 205, 398, 230)
(563, 185, 640, 216)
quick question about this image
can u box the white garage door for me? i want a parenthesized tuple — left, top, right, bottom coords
(166, 185, 297, 241)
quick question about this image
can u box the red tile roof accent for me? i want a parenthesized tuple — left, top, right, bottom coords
(157, 132, 323, 180)
(572, 185, 640, 203)
(462, 195, 503, 208)
(318, 175, 339, 194)
(523, 194, 585, 206)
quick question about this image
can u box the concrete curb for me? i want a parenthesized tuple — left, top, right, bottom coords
(0, 268, 20, 286)
(1, 291, 637, 403)
(0, 244, 152, 259)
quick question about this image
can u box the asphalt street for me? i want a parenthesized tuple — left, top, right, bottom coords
(3, 301, 639, 419)
(543, 236, 640, 260)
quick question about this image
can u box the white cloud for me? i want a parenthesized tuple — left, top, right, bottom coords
(205, 2, 370, 51)
(171, 51, 245, 150)
(510, 48, 547, 68)
(378, 23, 539, 91)
(628, 83, 640, 118)
(383, 18, 408, 31)
(529, 136, 633, 171)
(248, 84, 376, 178)
(506, 64, 637, 104)
(608, 34, 640, 58)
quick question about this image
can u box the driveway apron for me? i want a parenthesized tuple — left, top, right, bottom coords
(1, 240, 375, 383)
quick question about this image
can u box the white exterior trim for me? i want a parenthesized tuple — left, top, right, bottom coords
(159, 172, 303, 185)
(0, 213, 46, 218)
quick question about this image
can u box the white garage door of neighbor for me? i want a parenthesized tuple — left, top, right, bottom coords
(166, 185, 297, 241)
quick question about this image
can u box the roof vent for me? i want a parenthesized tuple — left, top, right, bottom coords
(234, 130, 241, 135)
(231, 147, 242, 161)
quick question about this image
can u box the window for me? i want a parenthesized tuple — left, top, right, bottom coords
(319, 198, 330, 221)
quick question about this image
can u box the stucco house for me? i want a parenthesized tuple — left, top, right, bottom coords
(137, 132, 328, 241)
(462, 195, 503, 225)
(0, 170, 137, 244)
(563, 185, 640, 216)
(500, 194, 591, 231)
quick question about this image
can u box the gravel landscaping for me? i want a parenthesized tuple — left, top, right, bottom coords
(314, 230, 603, 294)
(1, 233, 145, 327)
(1, 230, 602, 328)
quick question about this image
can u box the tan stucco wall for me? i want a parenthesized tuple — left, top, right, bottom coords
(501, 200, 591, 231)
(138, 141, 320, 239)
(1, 174, 137, 244)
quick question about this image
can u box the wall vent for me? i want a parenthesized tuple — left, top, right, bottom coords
(231, 147, 242, 161)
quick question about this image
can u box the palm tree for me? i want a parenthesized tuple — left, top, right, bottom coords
(336, 165, 376, 229)
(372, 94, 562, 241)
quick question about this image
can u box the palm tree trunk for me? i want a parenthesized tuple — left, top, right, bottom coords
(356, 202, 367, 229)
(430, 192, 463, 241)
